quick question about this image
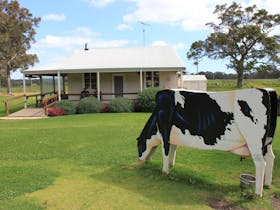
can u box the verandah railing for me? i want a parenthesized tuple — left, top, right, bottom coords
(64, 92, 138, 102)
(3, 92, 138, 116)
(43, 94, 58, 115)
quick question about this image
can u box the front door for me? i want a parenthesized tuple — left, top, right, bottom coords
(114, 75, 123, 97)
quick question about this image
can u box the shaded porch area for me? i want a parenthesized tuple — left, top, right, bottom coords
(22, 71, 145, 103)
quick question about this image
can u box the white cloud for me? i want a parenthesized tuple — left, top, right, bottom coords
(72, 27, 100, 37)
(151, 40, 168, 46)
(123, 0, 223, 31)
(87, 0, 115, 8)
(247, 0, 280, 14)
(36, 35, 130, 51)
(43, 13, 66, 22)
(31, 28, 130, 68)
(173, 42, 185, 50)
(117, 23, 133, 31)
(151, 40, 185, 50)
(122, 0, 280, 31)
(36, 35, 90, 50)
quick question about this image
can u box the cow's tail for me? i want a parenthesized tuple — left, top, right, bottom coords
(260, 88, 278, 155)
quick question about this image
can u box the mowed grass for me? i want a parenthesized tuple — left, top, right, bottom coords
(207, 79, 280, 94)
(0, 113, 280, 209)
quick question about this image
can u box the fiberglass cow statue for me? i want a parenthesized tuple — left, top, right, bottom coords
(137, 88, 277, 197)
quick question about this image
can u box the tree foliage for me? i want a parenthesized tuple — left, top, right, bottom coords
(0, 0, 40, 93)
(187, 2, 280, 87)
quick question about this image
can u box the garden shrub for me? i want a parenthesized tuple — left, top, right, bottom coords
(137, 87, 161, 112)
(108, 97, 134, 113)
(76, 96, 102, 114)
(54, 100, 76, 115)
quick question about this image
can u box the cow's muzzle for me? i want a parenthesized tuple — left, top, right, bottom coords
(138, 158, 145, 163)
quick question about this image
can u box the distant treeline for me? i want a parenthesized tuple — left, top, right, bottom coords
(194, 70, 280, 80)
(0, 77, 55, 87)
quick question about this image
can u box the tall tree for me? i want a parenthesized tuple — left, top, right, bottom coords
(0, 0, 40, 94)
(187, 2, 280, 88)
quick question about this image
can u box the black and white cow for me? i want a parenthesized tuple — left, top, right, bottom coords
(137, 88, 277, 197)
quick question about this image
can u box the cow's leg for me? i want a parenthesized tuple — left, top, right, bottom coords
(264, 142, 275, 187)
(245, 136, 266, 196)
(169, 144, 178, 168)
(162, 145, 169, 174)
(158, 108, 172, 174)
(251, 152, 266, 197)
(146, 145, 158, 161)
(155, 91, 175, 174)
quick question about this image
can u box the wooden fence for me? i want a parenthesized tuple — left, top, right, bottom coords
(2, 94, 27, 116)
(2, 92, 56, 116)
(43, 94, 58, 115)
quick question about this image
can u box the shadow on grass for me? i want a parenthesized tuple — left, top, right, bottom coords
(90, 161, 242, 207)
(0, 165, 58, 201)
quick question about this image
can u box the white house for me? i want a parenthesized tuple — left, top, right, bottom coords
(23, 46, 185, 102)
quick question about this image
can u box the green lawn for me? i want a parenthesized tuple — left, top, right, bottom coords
(0, 113, 279, 209)
(207, 79, 280, 94)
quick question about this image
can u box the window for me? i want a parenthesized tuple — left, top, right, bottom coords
(84, 73, 97, 89)
(145, 71, 159, 88)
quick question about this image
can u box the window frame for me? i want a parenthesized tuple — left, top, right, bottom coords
(145, 71, 159, 88)
(84, 73, 97, 89)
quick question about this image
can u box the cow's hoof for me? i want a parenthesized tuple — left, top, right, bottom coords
(162, 170, 169, 175)
(254, 194, 262, 199)
(264, 184, 272, 189)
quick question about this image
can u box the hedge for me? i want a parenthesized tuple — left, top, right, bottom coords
(108, 97, 134, 113)
(54, 100, 76, 115)
(137, 87, 162, 112)
(76, 96, 102, 114)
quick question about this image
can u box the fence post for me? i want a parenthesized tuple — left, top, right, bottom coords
(23, 74, 27, 108)
(4, 99, 9, 116)
(44, 100, 47, 116)
(24, 94, 27, 108)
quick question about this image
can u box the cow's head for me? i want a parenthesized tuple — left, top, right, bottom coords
(137, 134, 161, 162)
(137, 136, 147, 162)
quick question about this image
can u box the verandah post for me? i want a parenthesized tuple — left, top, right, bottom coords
(140, 69, 143, 92)
(57, 71, 61, 101)
(23, 73, 27, 108)
(97, 72, 100, 100)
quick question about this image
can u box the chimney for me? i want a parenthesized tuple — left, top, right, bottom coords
(84, 43, 89, 50)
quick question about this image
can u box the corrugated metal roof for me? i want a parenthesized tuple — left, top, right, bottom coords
(24, 46, 185, 75)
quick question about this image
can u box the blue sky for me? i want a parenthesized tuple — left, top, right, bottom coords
(12, 0, 280, 79)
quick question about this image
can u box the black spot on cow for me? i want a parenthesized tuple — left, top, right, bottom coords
(174, 92, 234, 145)
(238, 100, 256, 124)
(258, 88, 278, 155)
